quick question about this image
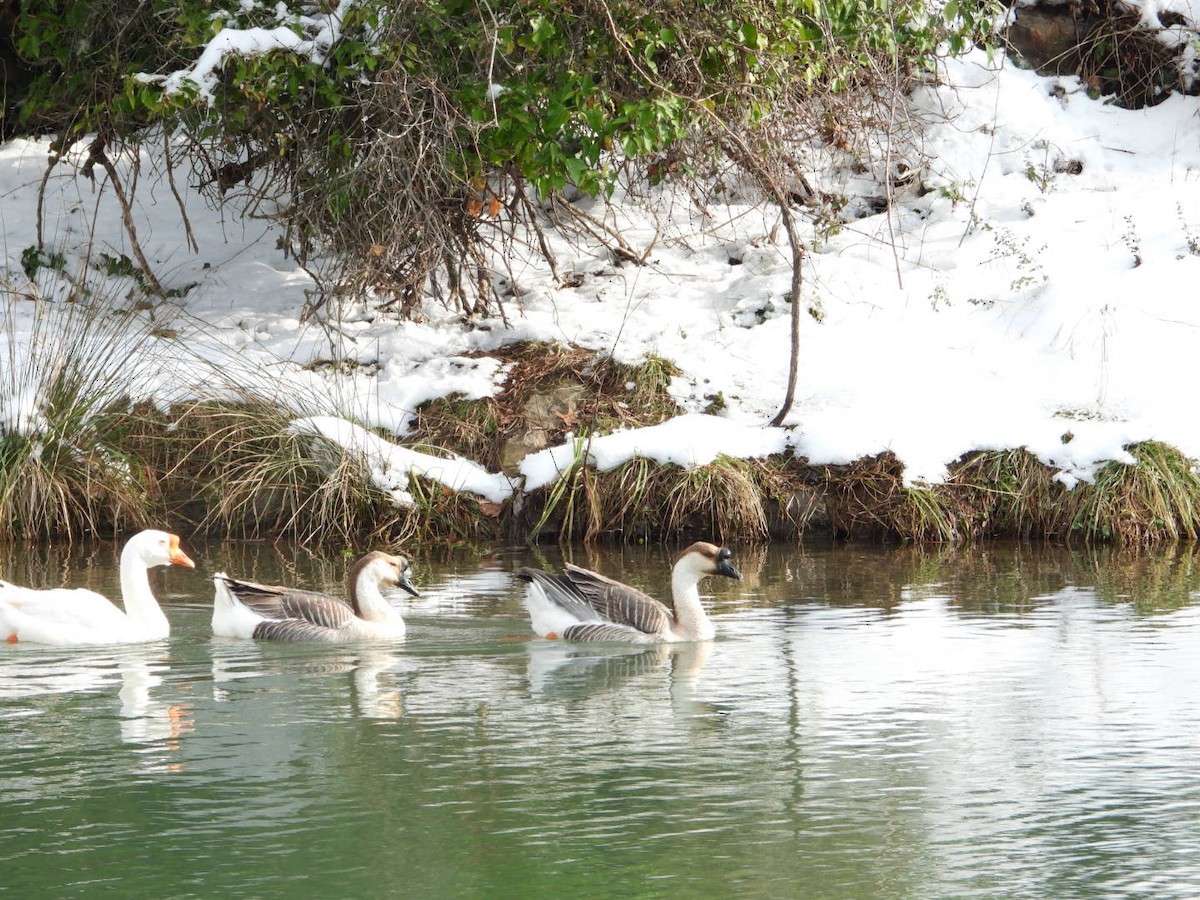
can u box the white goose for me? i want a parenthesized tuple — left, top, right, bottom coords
(517, 541, 742, 643)
(0, 530, 196, 646)
(211, 551, 419, 642)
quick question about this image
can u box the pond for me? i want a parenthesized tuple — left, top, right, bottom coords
(2, 538, 1200, 898)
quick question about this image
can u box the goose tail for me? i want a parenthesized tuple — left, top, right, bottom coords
(516, 568, 602, 639)
(211, 573, 264, 639)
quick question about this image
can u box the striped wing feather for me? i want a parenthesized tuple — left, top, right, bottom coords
(563, 564, 673, 637)
(223, 577, 357, 630)
(562, 622, 658, 642)
(253, 619, 342, 642)
(516, 568, 604, 623)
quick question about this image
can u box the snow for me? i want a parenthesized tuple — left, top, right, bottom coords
(520, 415, 793, 492)
(291, 416, 514, 505)
(139, 2, 356, 100)
(5, 38, 1200, 509)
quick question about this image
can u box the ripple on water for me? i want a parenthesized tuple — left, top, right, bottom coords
(4, 542, 1200, 898)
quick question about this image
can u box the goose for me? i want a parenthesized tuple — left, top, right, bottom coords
(516, 541, 741, 643)
(0, 530, 196, 646)
(211, 551, 419, 642)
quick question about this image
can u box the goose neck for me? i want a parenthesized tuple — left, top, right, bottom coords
(119, 544, 167, 630)
(670, 565, 712, 638)
(351, 571, 400, 623)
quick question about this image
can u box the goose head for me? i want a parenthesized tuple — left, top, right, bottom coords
(676, 542, 742, 582)
(351, 551, 421, 598)
(128, 530, 196, 569)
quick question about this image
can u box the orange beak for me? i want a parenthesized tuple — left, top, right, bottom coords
(168, 534, 196, 568)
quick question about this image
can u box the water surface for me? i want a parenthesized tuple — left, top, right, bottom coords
(2, 540, 1199, 898)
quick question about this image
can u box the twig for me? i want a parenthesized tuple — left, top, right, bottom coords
(551, 195, 647, 264)
(162, 128, 198, 254)
(512, 174, 560, 281)
(36, 145, 67, 251)
(879, 49, 904, 291)
(84, 137, 167, 299)
(721, 134, 806, 428)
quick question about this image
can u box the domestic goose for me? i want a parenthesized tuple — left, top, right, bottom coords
(211, 551, 419, 642)
(0, 530, 196, 646)
(516, 541, 741, 643)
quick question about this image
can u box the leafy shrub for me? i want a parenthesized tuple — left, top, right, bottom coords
(12, 0, 1000, 315)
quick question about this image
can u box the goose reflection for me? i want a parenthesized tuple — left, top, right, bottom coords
(349, 648, 405, 720)
(525, 639, 716, 717)
(118, 655, 193, 756)
(0, 644, 191, 759)
(209, 640, 407, 720)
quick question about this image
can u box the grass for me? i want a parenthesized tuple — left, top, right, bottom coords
(6, 313, 1200, 550)
(151, 398, 406, 547)
(145, 393, 510, 549)
(949, 448, 1063, 539)
(807, 443, 1200, 546)
(1063, 441, 1200, 545)
(0, 291, 175, 539)
(409, 394, 503, 471)
(523, 450, 776, 545)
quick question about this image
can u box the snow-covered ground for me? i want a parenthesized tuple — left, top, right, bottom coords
(4, 42, 1200, 507)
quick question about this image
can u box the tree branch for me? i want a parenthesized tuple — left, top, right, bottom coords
(84, 136, 167, 300)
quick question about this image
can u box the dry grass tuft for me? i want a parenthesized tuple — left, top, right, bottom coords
(131, 397, 506, 549)
(947, 448, 1065, 540)
(817, 453, 914, 541)
(524, 453, 776, 545)
(153, 399, 404, 546)
(1061, 441, 1200, 545)
(0, 295, 174, 539)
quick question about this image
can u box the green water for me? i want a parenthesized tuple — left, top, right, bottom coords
(2, 540, 1200, 898)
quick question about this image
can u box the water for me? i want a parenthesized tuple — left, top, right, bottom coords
(2, 540, 1200, 898)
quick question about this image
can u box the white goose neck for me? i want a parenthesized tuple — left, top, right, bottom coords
(119, 542, 167, 630)
(352, 568, 402, 624)
(670, 560, 714, 640)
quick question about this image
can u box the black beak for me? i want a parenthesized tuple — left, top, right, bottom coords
(716, 559, 742, 580)
(396, 572, 421, 597)
(715, 548, 742, 580)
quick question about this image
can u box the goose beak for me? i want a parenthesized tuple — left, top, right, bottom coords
(168, 534, 196, 569)
(396, 571, 420, 597)
(716, 559, 742, 580)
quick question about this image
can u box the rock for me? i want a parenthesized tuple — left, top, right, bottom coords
(1006, 7, 1099, 77)
(499, 381, 587, 474)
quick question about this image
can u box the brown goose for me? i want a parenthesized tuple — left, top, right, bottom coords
(516, 542, 741, 643)
(211, 551, 418, 642)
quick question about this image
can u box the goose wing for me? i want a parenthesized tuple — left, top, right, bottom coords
(515, 568, 604, 624)
(562, 565, 674, 637)
(561, 622, 660, 643)
(0, 583, 128, 631)
(251, 619, 343, 642)
(220, 577, 358, 630)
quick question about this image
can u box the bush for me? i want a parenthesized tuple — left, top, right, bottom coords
(12, 0, 999, 316)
